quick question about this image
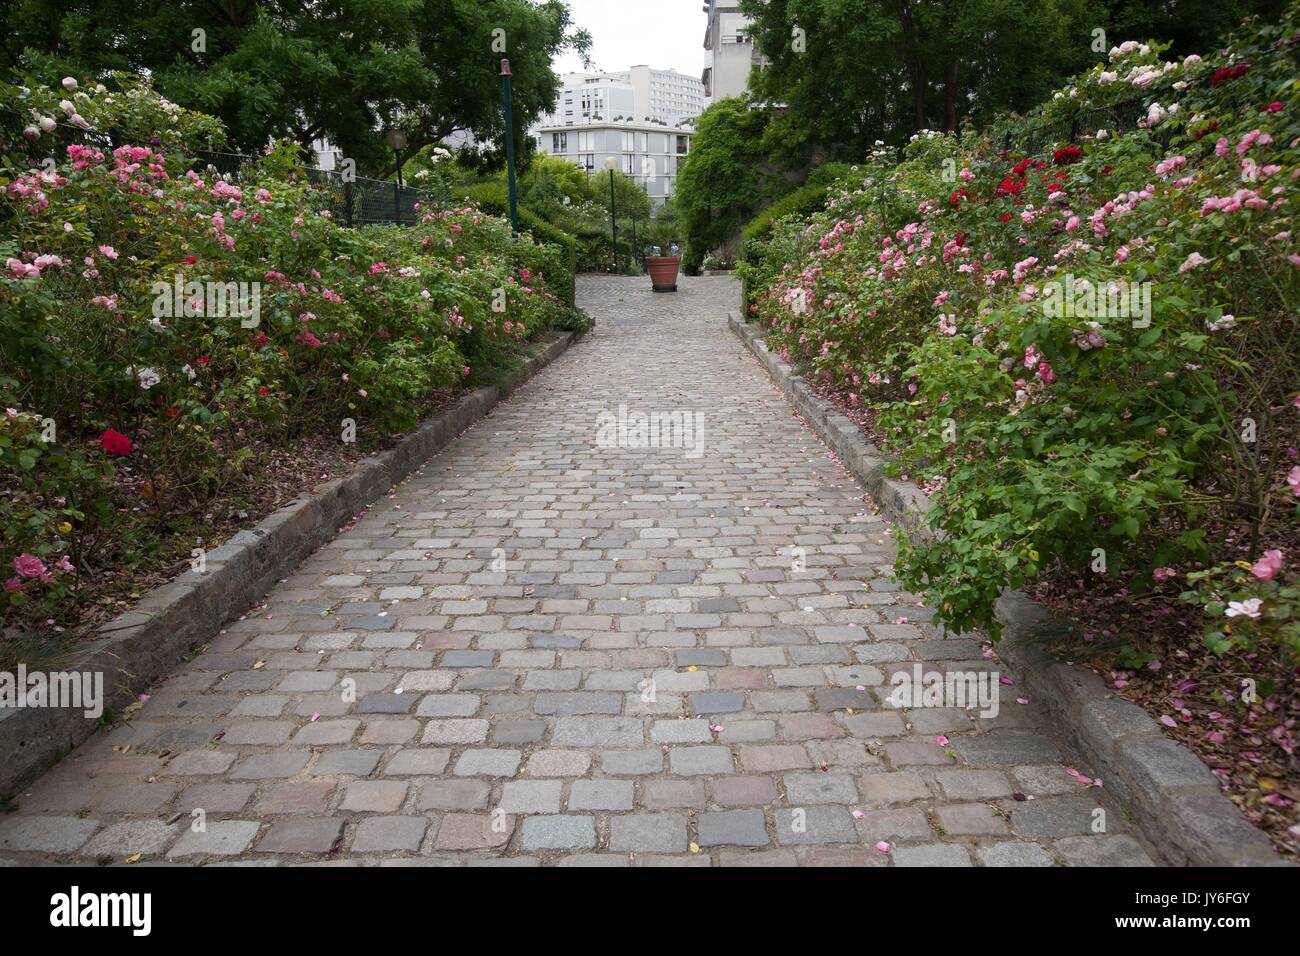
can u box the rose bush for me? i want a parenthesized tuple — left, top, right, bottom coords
(740, 12, 1299, 661)
(0, 76, 584, 643)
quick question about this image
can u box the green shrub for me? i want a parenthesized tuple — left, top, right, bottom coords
(742, 162, 855, 251)
(742, 15, 1300, 660)
(0, 76, 585, 641)
(449, 182, 577, 304)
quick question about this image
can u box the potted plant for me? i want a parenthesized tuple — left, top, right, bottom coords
(642, 217, 680, 293)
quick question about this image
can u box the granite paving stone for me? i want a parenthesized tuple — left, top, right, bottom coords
(0, 276, 1149, 868)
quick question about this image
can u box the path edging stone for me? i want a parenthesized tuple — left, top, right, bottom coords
(729, 314, 1283, 867)
(0, 331, 577, 799)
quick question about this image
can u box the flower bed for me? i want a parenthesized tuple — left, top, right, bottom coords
(738, 14, 1298, 853)
(1, 77, 588, 663)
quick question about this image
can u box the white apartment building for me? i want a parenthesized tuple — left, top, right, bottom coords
(702, 0, 760, 102)
(539, 69, 703, 129)
(538, 73, 638, 127)
(609, 65, 706, 126)
(532, 123, 693, 206)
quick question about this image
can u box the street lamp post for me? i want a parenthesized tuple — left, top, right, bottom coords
(500, 59, 520, 235)
(385, 128, 407, 225)
(604, 156, 618, 272)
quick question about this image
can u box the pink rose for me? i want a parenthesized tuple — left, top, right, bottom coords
(13, 554, 48, 579)
(1251, 549, 1284, 582)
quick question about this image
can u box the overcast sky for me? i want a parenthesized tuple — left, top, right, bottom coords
(553, 0, 708, 76)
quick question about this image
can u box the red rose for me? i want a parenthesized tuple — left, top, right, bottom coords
(1211, 63, 1249, 87)
(197, 356, 211, 365)
(100, 428, 133, 456)
(257, 386, 270, 396)
(183, 256, 197, 264)
(995, 176, 1025, 197)
(1265, 102, 1284, 112)
(1052, 145, 1082, 166)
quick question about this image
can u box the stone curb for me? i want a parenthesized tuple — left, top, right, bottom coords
(730, 315, 1284, 867)
(0, 331, 579, 799)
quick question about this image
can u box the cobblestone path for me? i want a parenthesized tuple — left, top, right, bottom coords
(0, 275, 1156, 867)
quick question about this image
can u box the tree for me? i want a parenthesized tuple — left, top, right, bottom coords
(522, 154, 589, 211)
(675, 98, 784, 268)
(1097, 0, 1287, 58)
(738, 0, 1284, 161)
(2, 0, 590, 175)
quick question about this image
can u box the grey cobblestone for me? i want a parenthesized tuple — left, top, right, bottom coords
(1, 276, 1152, 867)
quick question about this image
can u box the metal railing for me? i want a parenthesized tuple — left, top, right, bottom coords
(191, 150, 439, 227)
(1, 115, 443, 228)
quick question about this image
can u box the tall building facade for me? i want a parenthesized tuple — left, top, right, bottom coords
(530, 66, 701, 208)
(609, 66, 706, 126)
(532, 123, 693, 206)
(537, 73, 638, 127)
(538, 69, 703, 129)
(701, 0, 760, 101)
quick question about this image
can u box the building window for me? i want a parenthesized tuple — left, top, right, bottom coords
(676, 135, 689, 155)
(578, 131, 594, 152)
(552, 132, 567, 152)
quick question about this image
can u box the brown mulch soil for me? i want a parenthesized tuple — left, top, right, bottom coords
(1026, 574, 1298, 863)
(4, 387, 461, 670)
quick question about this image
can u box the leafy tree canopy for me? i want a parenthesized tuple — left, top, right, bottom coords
(2, 0, 590, 175)
(675, 97, 787, 267)
(738, 0, 1285, 164)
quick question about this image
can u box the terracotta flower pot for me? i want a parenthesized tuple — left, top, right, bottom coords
(645, 255, 680, 293)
